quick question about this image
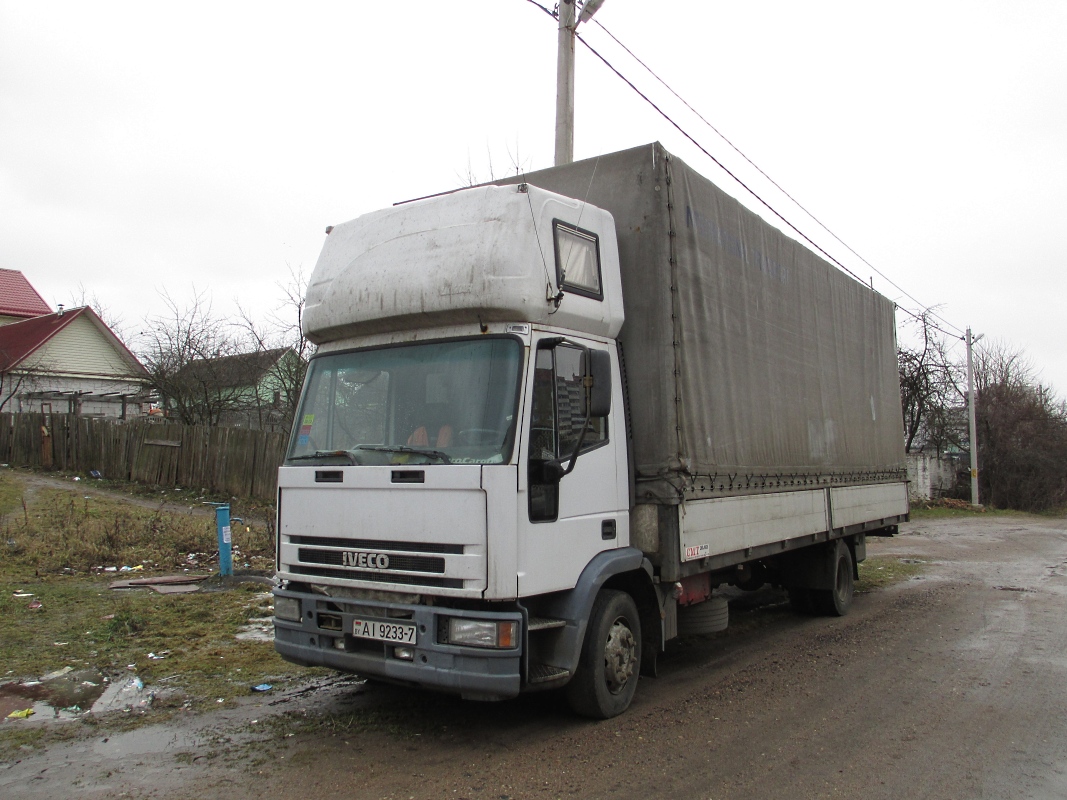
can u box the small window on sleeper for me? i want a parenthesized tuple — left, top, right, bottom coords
(553, 221, 602, 300)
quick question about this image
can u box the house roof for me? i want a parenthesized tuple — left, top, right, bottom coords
(0, 269, 52, 319)
(175, 347, 291, 389)
(0, 306, 148, 377)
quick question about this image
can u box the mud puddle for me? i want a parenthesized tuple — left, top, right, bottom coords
(1, 667, 154, 723)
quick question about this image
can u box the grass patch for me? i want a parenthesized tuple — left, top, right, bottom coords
(909, 498, 1064, 520)
(0, 473, 273, 577)
(0, 469, 325, 750)
(856, 554, 926, 592)
(0, 577, 316, 701)
(85, 476, 276, 527)
(0, 472, 22, 517)
(908, 497, 1024, 519)
(909, 505, 990, 519)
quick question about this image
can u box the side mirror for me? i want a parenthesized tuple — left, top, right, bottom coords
(542, 460, 566, 485)
(586, 349, 612, 418)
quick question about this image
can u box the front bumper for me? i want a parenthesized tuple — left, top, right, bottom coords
(272, 587, 522, 700)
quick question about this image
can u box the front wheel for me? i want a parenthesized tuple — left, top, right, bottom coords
(566, 590, 642, 719)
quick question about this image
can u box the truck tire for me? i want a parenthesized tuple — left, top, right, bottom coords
(566, 589, 642, 719)
(813, 539, 854, 616)
(678, 595, 729, 635)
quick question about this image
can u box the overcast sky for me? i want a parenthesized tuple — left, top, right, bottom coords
(2, 1, 1065, 392)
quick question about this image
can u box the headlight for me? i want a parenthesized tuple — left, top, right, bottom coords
(444, 618, 518, 649)
(274, 595, 302, 622)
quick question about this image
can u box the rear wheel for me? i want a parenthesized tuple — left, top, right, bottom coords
(566, 590, 641, 719)
(813, 539, 854, 616)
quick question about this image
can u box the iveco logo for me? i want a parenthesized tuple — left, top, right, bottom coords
(341, 551, 390, 569)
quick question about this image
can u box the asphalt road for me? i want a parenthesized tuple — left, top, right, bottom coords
(6, 511, 1067, 799)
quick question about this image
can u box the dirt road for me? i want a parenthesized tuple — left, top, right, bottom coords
(5, 512, 1066, 799)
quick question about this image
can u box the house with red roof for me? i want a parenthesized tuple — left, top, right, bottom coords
(0, 269, 52, 324)
(0, 305, 150, 417)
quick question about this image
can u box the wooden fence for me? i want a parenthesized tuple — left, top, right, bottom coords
(0, 414, 288, 502)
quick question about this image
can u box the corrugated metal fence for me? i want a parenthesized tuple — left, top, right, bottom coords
(0, 414, 287, 502)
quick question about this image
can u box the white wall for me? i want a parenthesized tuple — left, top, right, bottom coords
(12, 373, 145, 418)
(906, 452, 958, 501)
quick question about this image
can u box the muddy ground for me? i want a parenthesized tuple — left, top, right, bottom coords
(3, 511, 1066, 800)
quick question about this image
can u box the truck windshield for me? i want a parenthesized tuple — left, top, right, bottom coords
(286, 337, 523, 466)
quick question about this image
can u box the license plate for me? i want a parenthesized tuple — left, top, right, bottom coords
(352, 619, 417, 644)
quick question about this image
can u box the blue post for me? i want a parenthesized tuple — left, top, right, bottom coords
(215, 504, 233, 577)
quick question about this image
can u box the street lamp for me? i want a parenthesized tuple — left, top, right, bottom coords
(555, 0, 606, 166)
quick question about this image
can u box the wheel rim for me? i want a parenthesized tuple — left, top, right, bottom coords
(603, 617, 637, 694)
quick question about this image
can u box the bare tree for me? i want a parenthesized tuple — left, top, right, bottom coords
(0, 343, 62, 413)
(137, 289, 248, 426)
(234, 265, 314, 431)
(458, 147, 495, 188)
(898, 310, 965, 455)
(972, 341, 1067, 511)
(899, 318, 1067, 509)
(0, 352, 28, 412)
(69, 283, 129, 342)
(457, 139, 533, 187)
(504, 137, 533, 176)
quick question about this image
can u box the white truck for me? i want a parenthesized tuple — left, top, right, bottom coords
(272, 143, 908, 718)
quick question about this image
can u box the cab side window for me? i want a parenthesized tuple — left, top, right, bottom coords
(528, 344, 608, 522)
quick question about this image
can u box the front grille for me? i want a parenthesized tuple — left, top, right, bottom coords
(288, 535, 464, 555)
(316, 601, 413, 620)
(288, 564, 463, 589)
(297, 548, 445, 574)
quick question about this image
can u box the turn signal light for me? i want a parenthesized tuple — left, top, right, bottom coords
(445, 619, 518, 649)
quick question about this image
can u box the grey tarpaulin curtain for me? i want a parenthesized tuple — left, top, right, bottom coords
(501, 143, 905, 501)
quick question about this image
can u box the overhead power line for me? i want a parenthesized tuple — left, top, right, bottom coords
(523, 0, 965, 338)
(894, 304, 968, 342)
(523, 0, 554, 15)
(588, 17, 964, 339)
(571, 31, 874, 285)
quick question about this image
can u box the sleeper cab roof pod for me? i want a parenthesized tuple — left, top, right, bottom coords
(301, 184, 625, 346)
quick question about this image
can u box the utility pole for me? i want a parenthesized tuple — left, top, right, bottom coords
(554, 0, 606, 166)
(554, 1, 576, 166)
(965, 327, 983, 507)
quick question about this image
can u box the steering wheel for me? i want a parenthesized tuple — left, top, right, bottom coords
(456, 428, 501, 446)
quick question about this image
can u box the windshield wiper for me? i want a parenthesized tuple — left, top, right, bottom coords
(354, 444, 452, 464)
(287, 450, 361, 465)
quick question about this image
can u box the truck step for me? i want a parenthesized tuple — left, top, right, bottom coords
(528, 663, 571, 684)
(527, 617, 567, 632)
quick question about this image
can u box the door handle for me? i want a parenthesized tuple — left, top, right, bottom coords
(601, 519, 617, 540)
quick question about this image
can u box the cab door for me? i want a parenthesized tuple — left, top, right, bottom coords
(515, 336, 627, 596)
